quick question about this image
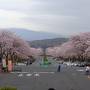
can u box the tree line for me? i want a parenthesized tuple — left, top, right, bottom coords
(46, 32, 90, 62)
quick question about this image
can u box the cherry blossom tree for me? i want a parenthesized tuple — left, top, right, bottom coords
(0, 30, 33, 63)
(46, 32, 90, 62)
(30, 48, 43, 58)
(46, 47, 55, 57)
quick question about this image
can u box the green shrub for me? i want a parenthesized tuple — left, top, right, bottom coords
(0, 87, 17, 90)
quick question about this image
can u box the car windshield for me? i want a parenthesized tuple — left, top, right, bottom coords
(0, 0, 90, 90)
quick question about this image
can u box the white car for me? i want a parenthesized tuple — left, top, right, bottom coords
(63, 62, 72, 66)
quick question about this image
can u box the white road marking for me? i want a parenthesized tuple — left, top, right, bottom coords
(34, 73, 40, 77)
(34, 72, 55, 74)
(39, 72, 55, 74)
(26, 74, 32, 77)
(77, 69, 84, 72)
(11, 71, 55, 77)
(11, 72, 28, 74)
(18, 74, 23, 77)
(11, 71, 55, 74)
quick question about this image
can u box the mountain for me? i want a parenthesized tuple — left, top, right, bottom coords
(29, 38, 68, 48)
(7, 28, 63, 41)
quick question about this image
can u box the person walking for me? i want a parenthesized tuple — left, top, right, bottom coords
(85, 66, 90, 75)
(57, 63, 61, 72)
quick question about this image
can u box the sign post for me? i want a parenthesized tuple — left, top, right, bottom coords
(2, 57, 7, 72)
(8, 60, 13, 72)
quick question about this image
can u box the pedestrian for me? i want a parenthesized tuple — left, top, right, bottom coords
(85, 66, 90, 75)
(48, 88, 55, 90)
(57, 63, 61, 72)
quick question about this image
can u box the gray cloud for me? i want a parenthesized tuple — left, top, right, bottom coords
(0, 0, 90, 35)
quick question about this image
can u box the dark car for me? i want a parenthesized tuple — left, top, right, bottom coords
(77, 62, 86, 67)
(85, 62, 90, 66)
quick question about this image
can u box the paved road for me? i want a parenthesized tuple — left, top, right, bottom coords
(0, 58, 90, 90)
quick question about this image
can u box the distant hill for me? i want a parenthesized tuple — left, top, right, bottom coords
(29, 38, 68, 48)
(7, 28, 63, 41)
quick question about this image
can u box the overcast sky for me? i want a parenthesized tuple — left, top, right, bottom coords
(0, 0, 90, 35)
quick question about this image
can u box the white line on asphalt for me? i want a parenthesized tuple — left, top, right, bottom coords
(34, 73, 40, 77)
(11, 72, 28, 74)
(26, 74, 32, 77)
(12, 72, 55, 77)
(77, 69, 84, 72)
(18, 74, 23, 77)
(40, 72, 55, 74)
(34, 72, 55, 74)
(11, 71, 55, 74)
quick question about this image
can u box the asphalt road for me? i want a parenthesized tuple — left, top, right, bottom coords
(0, 58, 90, 90)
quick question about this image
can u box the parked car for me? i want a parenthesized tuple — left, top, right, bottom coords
(70, 62, 78, 66)
(85, 62, 90, 66)
(77, 62, 86, 67)
(63, 62, 72, 66)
